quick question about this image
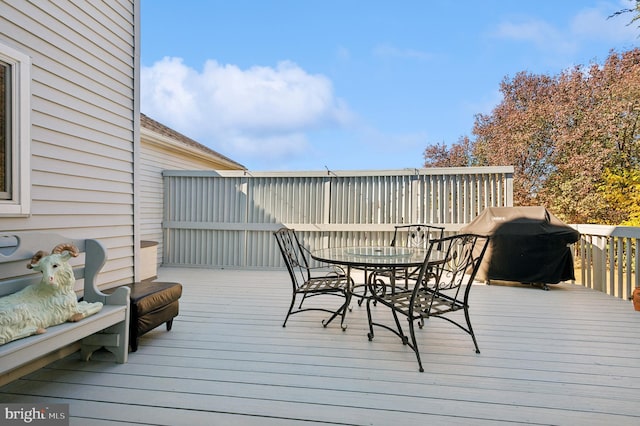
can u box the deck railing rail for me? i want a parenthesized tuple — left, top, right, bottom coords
(162, 167, 514, 268)
(572, 224, 640, 300)
(161, 167, 640, 301)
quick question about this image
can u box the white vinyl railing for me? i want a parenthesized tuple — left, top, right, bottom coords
(162, 167, 514, 268)
(571, 224, 640, 301)
(162, 167, 639, 301)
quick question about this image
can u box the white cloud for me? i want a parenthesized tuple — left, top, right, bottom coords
(141, 57, 353, 165)
(226, 132, 310, 159)
(571, 2, 638, 42)
(141, 57, 201, 130)
(493, 19, 578, 55)
(492, 1, 637, 56)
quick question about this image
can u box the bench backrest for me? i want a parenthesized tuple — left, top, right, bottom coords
(0, 232, 107, 300)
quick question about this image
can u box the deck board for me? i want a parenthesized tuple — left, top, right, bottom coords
(1, 267, 640, 425)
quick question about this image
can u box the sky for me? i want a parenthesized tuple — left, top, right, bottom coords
(140, 0, 639, 172)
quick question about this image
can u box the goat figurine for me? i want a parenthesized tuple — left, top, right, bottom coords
(0, 243, 103, 345)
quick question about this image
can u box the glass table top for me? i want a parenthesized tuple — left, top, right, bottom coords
(310, 246, 431, 267)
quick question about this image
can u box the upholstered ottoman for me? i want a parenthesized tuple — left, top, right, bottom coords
(106, 281, 182, 352)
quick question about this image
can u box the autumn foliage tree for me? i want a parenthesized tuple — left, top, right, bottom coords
(423, 136, 474, 167)
(424, 48, 640, 224)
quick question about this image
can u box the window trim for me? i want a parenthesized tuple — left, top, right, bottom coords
(0, 42, 30, 216)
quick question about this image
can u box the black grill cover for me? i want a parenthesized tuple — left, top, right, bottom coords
(460, 206, 580, 284)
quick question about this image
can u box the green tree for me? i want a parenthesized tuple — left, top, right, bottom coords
(599, 168, 640, 226)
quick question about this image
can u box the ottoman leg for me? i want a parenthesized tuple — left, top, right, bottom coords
(130, 306, 140, 352)
(166, 319, 173, 331)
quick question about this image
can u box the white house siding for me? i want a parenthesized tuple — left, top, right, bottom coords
(140, 117, 245, 268)
(0, 0, 139, 287)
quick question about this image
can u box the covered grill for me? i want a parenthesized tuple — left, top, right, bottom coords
(460, 206, 580, 287)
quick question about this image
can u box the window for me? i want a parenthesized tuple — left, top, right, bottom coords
(0, 42, 30, 216)
(1, 61, 8, 198)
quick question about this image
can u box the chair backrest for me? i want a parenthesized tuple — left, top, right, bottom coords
(391, 224, 445, 249)
(422, 233, 490, 292)
(274, 227, 311, 289)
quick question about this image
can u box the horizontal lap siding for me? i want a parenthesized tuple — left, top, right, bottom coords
(0, 0, 137, 286)
(140, 135, 243, 266)
(163, 168, 514, 268)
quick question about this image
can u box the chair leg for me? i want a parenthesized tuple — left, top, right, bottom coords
(408, 318, 424, 372)
(340, 290, 351, 331)
(321, 296, 349, 330)
(283, 294, 297, 327)
(366, 297, 375, 340)
(166, 319, 173, 331)
(391, 309, 407, 344)
(464, 306, 480, 354)
(298, 292, 309, 308)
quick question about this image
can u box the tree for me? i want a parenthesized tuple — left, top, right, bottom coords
(547, 50, 640, 223)
(599, 168, 640, 225)
(423, 49, 640, 224)
(536, 62, 613, 223)
(472, 72, 557, 207)
(423, 136, 474, 167)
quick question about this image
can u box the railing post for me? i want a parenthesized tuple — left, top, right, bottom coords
(411, 175, 420, 224)
(592, 235, 607, 293)
(323, 178, 331, 248)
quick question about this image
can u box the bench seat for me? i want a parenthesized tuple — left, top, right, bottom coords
(0, 232, 130, 382)
(0, 304, 127, 374)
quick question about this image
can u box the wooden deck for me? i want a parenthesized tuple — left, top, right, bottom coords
(2, 267, 640, 425)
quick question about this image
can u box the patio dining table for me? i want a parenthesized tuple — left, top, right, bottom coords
(310, 246, 443, 314)
(310, 246, 430, 269)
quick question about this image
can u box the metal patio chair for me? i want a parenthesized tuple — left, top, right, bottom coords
(391, 224, 446, 249)
(389, 224, 445, 283)
(274, 227, 352, 330)
(363, 224, 446, 303)
(366, 233, 490, 372)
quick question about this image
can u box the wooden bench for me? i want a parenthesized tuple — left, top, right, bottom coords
(0, 232, 130, 381)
